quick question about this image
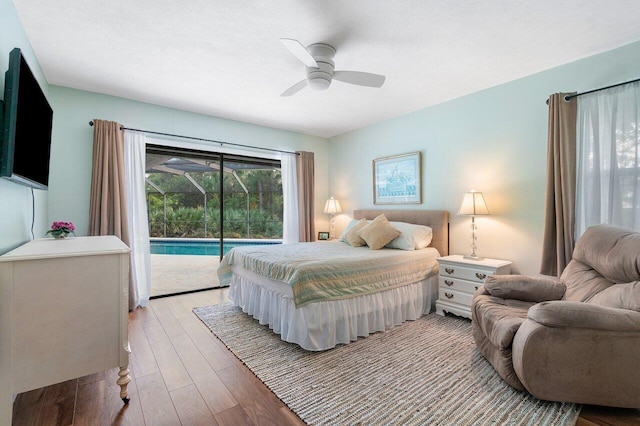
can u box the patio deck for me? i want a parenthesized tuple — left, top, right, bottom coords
(151, 254, 222, 297)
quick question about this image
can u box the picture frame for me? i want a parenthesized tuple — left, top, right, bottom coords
(318, 231, 330, 241)
(373, 151, 422, 205)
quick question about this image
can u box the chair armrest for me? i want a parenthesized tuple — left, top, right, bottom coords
(474, 285, 489, 296)
(513, 302, 640, 407)
(483, 275, 565, 302)
(528, 301, 640, 332)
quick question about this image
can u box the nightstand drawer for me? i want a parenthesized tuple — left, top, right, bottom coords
(439, 264, 492, 283)
(439, 276, 480, 294)
(436, 255, 512, 319)
(438, 288, 474, 307)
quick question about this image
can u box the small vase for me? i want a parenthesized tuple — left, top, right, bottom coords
(53, 233, 69, 239)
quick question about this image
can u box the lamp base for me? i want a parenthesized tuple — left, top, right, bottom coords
(463, 254, 484, 261)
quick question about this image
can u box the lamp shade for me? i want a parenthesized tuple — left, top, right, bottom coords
(324, 197, 342, 214)
(458, 191, 490, 216)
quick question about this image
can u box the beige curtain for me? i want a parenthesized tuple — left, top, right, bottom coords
(296, 151, 315, 242)
(88, 119, 130, 246)
(540, 93, 577, 276)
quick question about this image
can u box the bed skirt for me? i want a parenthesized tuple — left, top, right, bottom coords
(228, 273, 439, 351)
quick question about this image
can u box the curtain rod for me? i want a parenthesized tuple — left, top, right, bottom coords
(546, 76, 640, 104)
(88, 121, 299, 156)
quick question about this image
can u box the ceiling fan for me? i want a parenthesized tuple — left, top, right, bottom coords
(280, 38, 386, 97)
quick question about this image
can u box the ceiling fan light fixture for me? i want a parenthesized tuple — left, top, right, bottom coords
(308, 78, 330, 91)
(307, 73, 331, 91)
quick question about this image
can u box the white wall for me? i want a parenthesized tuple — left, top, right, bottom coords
(0, 0, 50, 254)
(47, 86, 329, 237)
(329, 40, 640, 275)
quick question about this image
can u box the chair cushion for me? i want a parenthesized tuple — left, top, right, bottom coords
(572, 224, 640, 283)
(587, 281, 640, 311)
(563, 225, 640, 307)
(472, 294, 536, 350)
(561, 260, 615, 302)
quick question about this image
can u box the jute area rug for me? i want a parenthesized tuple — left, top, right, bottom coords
(193, 304, 580, 426)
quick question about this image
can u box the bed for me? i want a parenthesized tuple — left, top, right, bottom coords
(219, 209, 449, 350)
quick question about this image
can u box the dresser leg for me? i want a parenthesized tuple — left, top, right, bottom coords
(117, 366, 132, 404)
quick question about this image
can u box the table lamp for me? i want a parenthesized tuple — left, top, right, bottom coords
(458, 190, 490, 260)
(324, 197, 342, 239)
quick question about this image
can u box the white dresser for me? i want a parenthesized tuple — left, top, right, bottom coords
(0, 236, 131, 425)
(435, 255, 512, 319)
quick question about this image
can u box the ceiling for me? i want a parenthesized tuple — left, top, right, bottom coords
(12, 0, 640, 138)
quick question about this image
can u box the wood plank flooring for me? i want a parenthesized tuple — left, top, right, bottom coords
(11, 289, 640, 425)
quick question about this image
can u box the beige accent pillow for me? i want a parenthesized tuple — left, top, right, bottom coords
(359, 214, 402, 250)
(338, 219, 360, 242)
(344, 218, 368, 247)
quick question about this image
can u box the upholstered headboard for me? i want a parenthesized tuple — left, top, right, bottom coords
(353, 209, 449, 256)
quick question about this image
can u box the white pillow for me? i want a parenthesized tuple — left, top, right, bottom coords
(385, 222, 433, 250)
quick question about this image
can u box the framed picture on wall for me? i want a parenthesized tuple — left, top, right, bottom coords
(373, 151, 422, 204)
(318, 232, 330, 240)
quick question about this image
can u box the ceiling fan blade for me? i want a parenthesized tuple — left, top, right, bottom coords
(333, 71, 386, 88)
(281, 79, 308, 97)
(280, 38, 318, 68)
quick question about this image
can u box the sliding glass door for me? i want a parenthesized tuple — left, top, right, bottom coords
(222, 155, 283, 254)
(145, 145, 282, 297)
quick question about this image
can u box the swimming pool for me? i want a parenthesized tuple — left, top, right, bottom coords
(150, 239, 281, 256)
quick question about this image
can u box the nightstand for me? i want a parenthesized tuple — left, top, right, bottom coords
(436, 255, 512, 319)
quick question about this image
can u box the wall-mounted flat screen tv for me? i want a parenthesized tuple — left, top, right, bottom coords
(0, 47, 53, 190)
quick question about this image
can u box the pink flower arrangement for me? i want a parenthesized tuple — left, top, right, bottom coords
(46, 221, 76, 238)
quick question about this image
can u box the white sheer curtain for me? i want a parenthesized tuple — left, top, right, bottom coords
(576, 82, 640, 238)
(281, 152, 299, 244)
(124, 130, 151, 308)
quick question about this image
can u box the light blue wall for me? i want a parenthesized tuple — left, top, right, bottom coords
(329, 40, 640, 275)
(47, 86, 329, 237)
(0, 1, 51, 422)
(1, 0, 329, 254)
(3, 0, 640, 274)
(0, 0, 50, 254)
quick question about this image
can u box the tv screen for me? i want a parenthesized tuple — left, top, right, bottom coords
(1, 47, 53, 190)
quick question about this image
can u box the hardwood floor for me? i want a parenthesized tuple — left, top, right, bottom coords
(11, 288, 640, 425)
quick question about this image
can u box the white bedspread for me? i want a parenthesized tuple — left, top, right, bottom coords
(223, 242, 442, 350)
(218, 242, 440, 307)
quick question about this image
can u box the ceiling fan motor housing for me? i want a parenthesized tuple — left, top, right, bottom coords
(306, 43, 336, 91)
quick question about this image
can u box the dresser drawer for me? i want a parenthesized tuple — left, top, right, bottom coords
(439, 264, 493, 283)
(439, 276, 480, 294)
(438, 288, 474, 308)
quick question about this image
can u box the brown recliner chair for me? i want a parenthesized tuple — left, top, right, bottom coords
(471, 224, 640, 408)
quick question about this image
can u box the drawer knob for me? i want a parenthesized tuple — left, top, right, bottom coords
(445, 268, 455, 275)
(444, 280, 454, 286)
(444, 292, 454, 299)
(475, 286, 479, 290)
(476, 273, 487, 280)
